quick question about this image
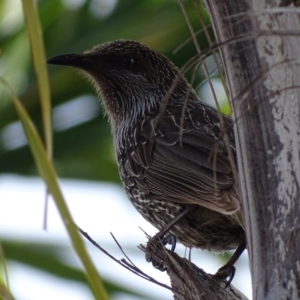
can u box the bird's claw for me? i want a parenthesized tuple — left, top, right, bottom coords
(145, 233, 177, 272)
(161, 233, 177, 253)
(214, 265, 236, 288)
(145, 250, 166, 272)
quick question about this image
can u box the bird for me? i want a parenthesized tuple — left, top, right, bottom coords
(47, 40, 246, 280)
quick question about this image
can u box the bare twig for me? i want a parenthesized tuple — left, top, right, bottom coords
(77, 226, 172, 291)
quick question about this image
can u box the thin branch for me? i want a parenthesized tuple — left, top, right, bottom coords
(110, 232, 137, 268)
(77, 226, 172, 291)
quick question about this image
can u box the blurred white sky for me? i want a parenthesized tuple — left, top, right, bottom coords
(0, 175, 251, 300)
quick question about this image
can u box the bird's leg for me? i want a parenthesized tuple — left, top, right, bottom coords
(146, 207, 190, 271)
(214, 236, 246, 287)
(155, 207, 190, 248)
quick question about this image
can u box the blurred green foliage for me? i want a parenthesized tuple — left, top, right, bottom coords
(2, 240, 155, 299)
(0, 0, 213, 183)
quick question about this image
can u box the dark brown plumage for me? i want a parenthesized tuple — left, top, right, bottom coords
(48, 40, 245, 278)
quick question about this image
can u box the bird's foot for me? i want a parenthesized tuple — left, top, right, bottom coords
(161, 233, 177, 252)
(145, 208, 189, 272)
(145, 233, 177, 272)
(213, 236, 246, 287)
(213, 265, 236, 288)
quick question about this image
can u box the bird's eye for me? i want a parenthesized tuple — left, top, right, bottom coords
(122, 57, 134, 68)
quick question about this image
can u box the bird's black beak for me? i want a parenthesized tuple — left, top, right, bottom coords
(47, 54, 88, 68)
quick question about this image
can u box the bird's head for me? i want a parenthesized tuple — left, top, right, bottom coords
(48, 40, 186, 127)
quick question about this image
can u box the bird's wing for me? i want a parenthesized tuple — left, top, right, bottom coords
(124, 103, 239, 215)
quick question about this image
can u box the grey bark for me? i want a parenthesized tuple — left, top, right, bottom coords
(142, 239, 248, 300)
(202, 0, 300, 299)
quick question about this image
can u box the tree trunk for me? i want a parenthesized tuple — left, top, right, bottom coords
(202, 0, 300, 299)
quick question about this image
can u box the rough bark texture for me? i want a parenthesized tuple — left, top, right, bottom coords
(142, 238, 248, 300)
(202, 0, 300, 299)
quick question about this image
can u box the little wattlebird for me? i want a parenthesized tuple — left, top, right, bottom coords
(48, 40, 246, 281)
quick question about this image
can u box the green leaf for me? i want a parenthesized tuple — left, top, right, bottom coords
(0, 79, 108, 300)
(21, 0, 52, 158)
